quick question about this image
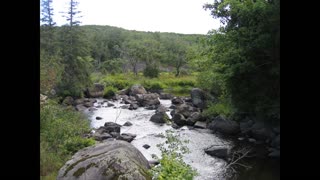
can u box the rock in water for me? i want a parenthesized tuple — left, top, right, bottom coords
(57, 140, 151, 180)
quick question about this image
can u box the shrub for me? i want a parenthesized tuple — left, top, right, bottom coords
(40, 100, 95, 178)
(203, 102, 233, 118)
(103, 86, 117, 98)
(142, 80, 165, 91)
(143, 65, 160, 78)
(150, 130, 198, 180)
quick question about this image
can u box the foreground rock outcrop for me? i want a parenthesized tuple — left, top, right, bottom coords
(57, 140, 151, 180)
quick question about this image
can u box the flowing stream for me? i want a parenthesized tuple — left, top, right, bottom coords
(85, 98, 233, 180)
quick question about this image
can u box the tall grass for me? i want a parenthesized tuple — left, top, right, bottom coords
(40, 100, 95, 179)
(91, 72, 197, 96)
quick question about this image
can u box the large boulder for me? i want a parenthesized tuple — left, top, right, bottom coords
(135, 93, 160, 107)
(86, 83, 105, 98)
(159, 93, 173, 100)
(171, 97, 184, 105)
(150, 112, 170, 124)
(101, 122, 122, 134)
(205, 146, 230, 161)
(155, 105, 168, 113)
(207, 116, 240, 135)
(172, 113, 187, 126)
(129, 85, 147, 96)
(190, 88, 206, 109)
(62, 96, 74, 106)
(175, 103, 199, 119)
(57, 140, 151, 180)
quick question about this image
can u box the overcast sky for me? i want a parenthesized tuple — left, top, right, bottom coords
(47, 0, 220, 34)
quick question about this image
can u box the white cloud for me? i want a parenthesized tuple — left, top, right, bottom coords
(49, 0, 220, 34)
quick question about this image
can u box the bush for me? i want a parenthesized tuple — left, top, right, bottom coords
(103, 86, 117, 98)
(142, 80, 165, 91)
(143, 65, 160, 78)
(150, 130, 198, 180)
(203, 102, 233, 118)
(40, 100, 95, 178)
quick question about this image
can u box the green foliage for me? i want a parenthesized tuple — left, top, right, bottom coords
(40, 100, 95, 178)
(143, 65, 160, 78)
(142, 80, 165, 91)
(64, 137, 95, 154)
(199, 0, 280, 122)
(203, 101, 233, 118)
(103, 86, 117, 98)
(150, 130, 198, 180)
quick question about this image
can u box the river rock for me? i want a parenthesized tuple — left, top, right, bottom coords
(172, 97, 184, 105)
(172, 113, 187, 126)
(129, 103, 139, 110)
(93, 132, 112, 141)
(143, 144, 151, 149)
(194, 121, 207, 129)
(159, 93, 173, 100)
(135, 93, 160, 108)
(118, 88, 129, 95)
(103, 122, 121, 133)
(57, 140, 151, 180)
(150, 112, 170, 123)
(207, 116, 240, 135)
(175, 103, 199, 119)
(84, 102, 94, 108)
(190, 88, 206, 109)
(96, 116, 103, 120)
(107, 102, 115, 107)
(205, 146, 229, 161)
(156, 105, 168, 113)
(240, 120, 254, 134)
(130, 85, 147, 96)
(119, 133, 137, 143)
(85, 83, 105, 98)
(89, 107, 98, 111)
(62, 96, 74, 106)
(75, 105, 86, 112)
(123, 121, 133, 126)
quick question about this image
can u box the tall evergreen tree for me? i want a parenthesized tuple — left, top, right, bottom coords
(57, 0, 92, 97)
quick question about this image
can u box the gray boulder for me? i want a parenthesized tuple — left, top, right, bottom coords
(194, 121, 207, 129)
(86, 83, 105, 98)
(123, 121, 133, 126)
(62, 96, 74, 106)
(93, 133, 112, 141)
(103, 122, 122, 133)
(155, 105, 168, 113)
(57, 140, 151, 180)
(172, 113, 187, 126)
(159, 93, 173, 100)
(190, 88, 206, 109)
(129, 85, 147, 96)
(135, 93, 160, 107)
(207, 116, 240, 135)
(205, 146, 229, 161)
(172, 97, 184, 105)
(175, 103, 199, 119)
(150, 112, 170, 124)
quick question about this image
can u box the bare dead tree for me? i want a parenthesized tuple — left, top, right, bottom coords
(222, 147, 252, 179)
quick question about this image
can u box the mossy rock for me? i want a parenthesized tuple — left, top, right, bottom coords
(57, 140, 151, 180)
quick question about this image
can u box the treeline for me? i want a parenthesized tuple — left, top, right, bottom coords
(41, 24, 203, 97)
